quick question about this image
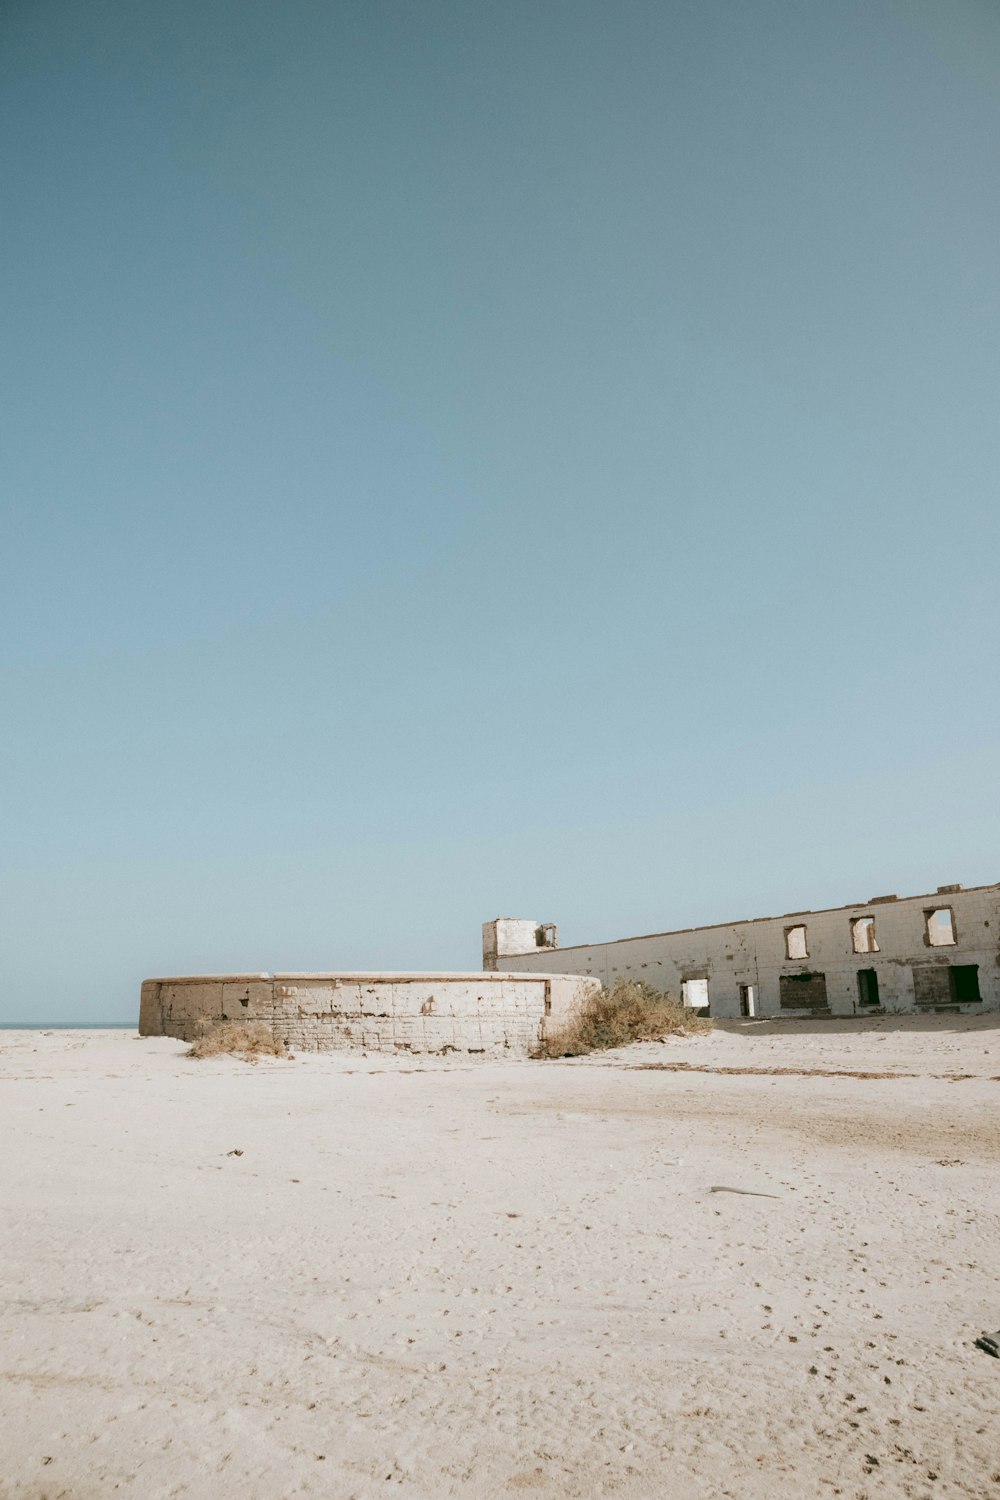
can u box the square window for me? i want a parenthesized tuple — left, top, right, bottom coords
(851, 916, 879, 954)
(779, 971, 828, 1011)
(924, 908, 956, 947)
(681, 978, 709, 1011)
(784, 924, 808, 959)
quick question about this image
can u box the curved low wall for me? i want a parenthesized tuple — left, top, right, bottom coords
(139, 971, 601, 1057)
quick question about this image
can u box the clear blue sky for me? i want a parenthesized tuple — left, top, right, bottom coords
(2, 0, 999, 1020)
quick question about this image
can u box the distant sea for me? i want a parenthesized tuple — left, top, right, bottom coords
(0, 1022, 134, 1030)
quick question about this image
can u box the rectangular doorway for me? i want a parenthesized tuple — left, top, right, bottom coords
(857, 968, 880, 1008)
(739, 984, 756, 1018)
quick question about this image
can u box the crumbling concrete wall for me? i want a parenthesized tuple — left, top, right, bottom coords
(139, 971, 599, 1056)
(483, 883, 1000, 1019)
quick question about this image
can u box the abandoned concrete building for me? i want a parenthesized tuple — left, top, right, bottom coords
(483, 881, 1000, 1019)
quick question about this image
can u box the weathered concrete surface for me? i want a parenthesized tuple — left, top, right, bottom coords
(485, 881, 1000, 1019)
(139, 971, 600, 1056)
(482, 918, 557, 967)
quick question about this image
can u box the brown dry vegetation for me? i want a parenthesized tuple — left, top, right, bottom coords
(187, 1020, 288, 1063)
(536, 978, 712, 1058)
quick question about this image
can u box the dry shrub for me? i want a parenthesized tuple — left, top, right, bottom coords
(187, 1020, 288, 1063)
(536, 978, 712, 1058)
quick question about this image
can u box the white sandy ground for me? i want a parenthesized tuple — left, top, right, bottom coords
(1, 1020, 999, 1500)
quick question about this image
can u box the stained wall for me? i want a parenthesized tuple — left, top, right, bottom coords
(483, 883, 1000, 1018)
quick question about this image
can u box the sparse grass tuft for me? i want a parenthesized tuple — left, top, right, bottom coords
(536, 978, 712, 1058)
(187, 1020, 289, 1063)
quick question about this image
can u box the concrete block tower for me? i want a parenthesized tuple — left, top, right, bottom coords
(482, 918, 558, 971)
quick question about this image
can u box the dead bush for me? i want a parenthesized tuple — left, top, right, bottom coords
(536, 978, 712, 1058)
(187, 1020, 289, 1063)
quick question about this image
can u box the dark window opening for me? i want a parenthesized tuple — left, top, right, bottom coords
(912, 966, 951, 1007)
(949, 965, 981, 1004)
(779, 971, 829, 1012)
(857, 968, 880, 1007)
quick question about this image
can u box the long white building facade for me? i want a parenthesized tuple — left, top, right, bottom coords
(483, 880, 1000, 1019)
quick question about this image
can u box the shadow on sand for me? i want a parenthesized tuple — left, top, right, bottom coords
(711, 1013, 1000, 1038)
